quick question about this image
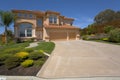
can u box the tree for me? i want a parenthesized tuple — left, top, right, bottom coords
(109, 28, 120, 43)
(115, 11, 120, 20)
(0, 11, 14, 44)
(86, 24, 97, 35)
(104, 26, 115, 33)
(94, 9, 115, 24)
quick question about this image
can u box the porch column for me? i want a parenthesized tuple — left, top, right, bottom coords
(32, 29, 36, 37)
(67, 32, 69, 40)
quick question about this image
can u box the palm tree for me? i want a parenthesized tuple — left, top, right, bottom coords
(0, 11, 14, 44)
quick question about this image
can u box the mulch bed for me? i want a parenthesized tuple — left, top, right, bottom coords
(0, 65, 41, 76)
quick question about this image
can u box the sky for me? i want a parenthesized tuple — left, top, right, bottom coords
(0, 0, 120, 34)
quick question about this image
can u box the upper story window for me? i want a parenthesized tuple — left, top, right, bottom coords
(37, 18, 43, 26)
(70, 22, 73, 26)
(18, 13, 22, 17)
(29, 14, 33, 18)
(49, 15, 57, 24)
(63, 20, 73, 26)
(24, 14, 28, 18)
(17, 13, 33, 18)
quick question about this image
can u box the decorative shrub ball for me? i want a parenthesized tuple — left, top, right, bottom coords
(15, 52, 29, 59)
(39, 50, 44, 53)
(21, 60, 34, 67)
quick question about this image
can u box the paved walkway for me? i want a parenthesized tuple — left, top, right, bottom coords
(37, 40, 120, 78)
(26, 42, 39, 48)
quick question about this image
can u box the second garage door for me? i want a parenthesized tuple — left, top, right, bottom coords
(49, 32, 67, 40)
(69, 32, 76, 40)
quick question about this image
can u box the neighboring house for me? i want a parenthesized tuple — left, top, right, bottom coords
(12, 10, 80, 41)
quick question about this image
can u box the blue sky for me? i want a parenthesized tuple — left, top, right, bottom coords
(0, 0, 120, 34)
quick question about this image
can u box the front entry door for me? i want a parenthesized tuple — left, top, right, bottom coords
(36, 31, 43, 40)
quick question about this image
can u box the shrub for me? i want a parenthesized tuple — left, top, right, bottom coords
(82, 34, 109, 40)
(39, 50, 44, 53)
(102, 38, 109, 41)
(23, 48, 34, 53)
(4, 56, 21, 69)
(82, 35, 89, 40)
(21, 60, 34, 68)
(15, 52, 29, 59)
(34, 60, 44, 67)
(109, 28, 120, 43)
(104, 26, 114, 33)
(3, 48, 22, 54)
(29, 51, 44, 60)
(0, 54, 12, 62)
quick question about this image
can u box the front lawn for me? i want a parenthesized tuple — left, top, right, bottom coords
(34, 42, 55, 54)
(0, 42, 55, 76)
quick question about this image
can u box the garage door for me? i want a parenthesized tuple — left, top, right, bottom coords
(69, 32, 76, 40)
(49, 32, 67, 40)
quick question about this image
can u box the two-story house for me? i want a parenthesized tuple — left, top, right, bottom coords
(12, 10, 80, 41)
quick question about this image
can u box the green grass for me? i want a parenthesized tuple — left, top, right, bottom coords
(0, 42, 30, 54)
(34, 42, 55, 54)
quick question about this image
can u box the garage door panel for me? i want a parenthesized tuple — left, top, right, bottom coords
(69, 32, 76, 40)
(50, 32, 67, 40)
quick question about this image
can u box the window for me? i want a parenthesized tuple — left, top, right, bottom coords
(49, 16, 53, 24)
(18, 13, 22, 17)
(27, 29, 32, 37)
(29, 14, 33, 18)
(49, 15, 57, 24)
(24, 14, 27, 18)
(70, 22, 73, 26)
(19, 23, 32, 37)
(37, 19, 43, 26)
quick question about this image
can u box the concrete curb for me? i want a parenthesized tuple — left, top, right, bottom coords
(1, 76, 120, 80)
(36, 46, 56, 78)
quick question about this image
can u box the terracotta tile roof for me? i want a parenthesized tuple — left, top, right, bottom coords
(46, 10, 60, 15)
(45, 25, 80, 29)
(12, 10, 74, 20)
(12, 10, 45, 15)
(64, 17, 74, 21)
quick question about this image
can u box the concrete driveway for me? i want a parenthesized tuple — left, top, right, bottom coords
(37, 40, 120, 78)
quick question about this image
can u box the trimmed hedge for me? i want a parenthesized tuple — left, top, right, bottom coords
(3, 48, 22, 54)
(34, 60, 44, 67)
(4, 56, 21, 69)
(29, 51, 44, 60)
(15, 52, 29, 59)
(21, 60, 34, 68)
(0, 54, 12, 66)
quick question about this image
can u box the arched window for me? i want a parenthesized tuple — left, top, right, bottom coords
(19, 23, 32, 37)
